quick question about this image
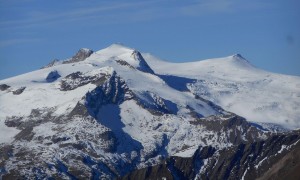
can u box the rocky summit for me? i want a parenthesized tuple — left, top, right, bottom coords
(0, 44, 299, 179)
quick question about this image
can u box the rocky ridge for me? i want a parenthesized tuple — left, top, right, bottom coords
(121, 130, 300, 180)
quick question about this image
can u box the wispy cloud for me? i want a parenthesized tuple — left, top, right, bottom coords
(0, 1, 159, 30)
(0, 0, 274, 31)
(180, 0, 273, 16)
(0, 38, 41, 48)
(180, 0, 233, 16)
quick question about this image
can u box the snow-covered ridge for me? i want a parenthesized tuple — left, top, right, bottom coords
(1, 44, 299, 130)
(0, 44, 220, 144)
(143, 52, 300, 129)
(42, 48, 94, 68)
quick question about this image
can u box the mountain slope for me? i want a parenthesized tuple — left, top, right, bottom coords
(0, 44, 299, 179)
(143, 53, 300, 129)
(121, 130, 300, 180)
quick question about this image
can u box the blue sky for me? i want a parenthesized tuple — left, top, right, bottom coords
(0, 0, 299, 79)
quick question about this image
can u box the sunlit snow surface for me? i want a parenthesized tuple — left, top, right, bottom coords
(0, 43, 299, 156)
(0, 44, 220, 149)
(144, 53, 300, 129)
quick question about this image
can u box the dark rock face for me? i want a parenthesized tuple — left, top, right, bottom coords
(121, 163, 173, 180)
(0, 84, 10, 91)
(63, 48, 93, 64)
(60, 71, 108, 91)
(257, 140, 300, 180)
(85, 72, 133, 118)
(46, 70, 61, 82)
(42, 59, 59, 69)
(200, 132, 300, 180)
(121, 131, 300, 180)
(5, 108, 55, 140)
(12, 87, 26, 95)
(68, 102, 90, 117)
(190, 113, 269, 146)
(194, 94, 224, 113)
(42, 48, 93, 69)
(98, 131, 118, 152)
(131, 50, 155, 74)
(116, 59, 135, 69)
(135, 91, 178, 115)
(120, 148, 216, 180)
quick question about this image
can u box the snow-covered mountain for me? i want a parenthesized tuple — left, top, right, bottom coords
(0, 44, 299, 179)
(144, 53, 300, 129)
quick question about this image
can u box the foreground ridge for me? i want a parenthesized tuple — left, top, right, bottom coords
(121, 130, 300, 180)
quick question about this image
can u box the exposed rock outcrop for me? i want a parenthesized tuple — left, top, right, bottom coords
(121, 131, 300, 180)
(131, 50, 155, 74)
(0, 84, 10, 91)
(63, 48, 93, 64)
(12, 87, 26, 95)
(46, 70, 61, 82)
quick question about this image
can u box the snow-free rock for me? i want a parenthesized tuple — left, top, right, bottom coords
(0, 84, 10, 91)
(46, 70, 61, 82)
(63, 48, 94, 64)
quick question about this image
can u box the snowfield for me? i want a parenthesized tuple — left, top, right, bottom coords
(0, 44, 299, 178)
(143, 53, 300, 129)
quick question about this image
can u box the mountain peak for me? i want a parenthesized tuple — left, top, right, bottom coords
(70, 48, 94, 62)
(229, 53, 253, 68)
(94, 43, 134, 57)
(92, 44, 155, 74)
(42, 48, 94, 69)
(130, 50, 155, 74)
(106, 43, 134, 51)
(42, 59, 60, 69)
(78, 47, 93, 53)
(232, 53, 245, 60)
